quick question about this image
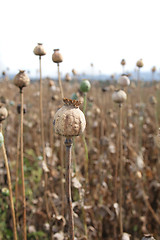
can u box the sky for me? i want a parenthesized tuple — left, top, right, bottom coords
(0, 0, 160, 78)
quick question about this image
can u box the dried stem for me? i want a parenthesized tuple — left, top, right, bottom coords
(20, 88, 27, 240)
(15, 123, 20, 227)
(57, 63, 64, 99)
(0, 123, 17, 240)
(65, 138, 74, 240)
(39, 56, 50, 221)
(60, 137, 65, 217)
(119, 103, 123, 236)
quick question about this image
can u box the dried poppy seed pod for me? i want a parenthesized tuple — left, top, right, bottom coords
(141, 234, 156, 240)
(118, 75, 130, 87)
(80, 79, 91, 93)
(72, 69, 77, 75)
(33, 43, 46, 56)
(152, 66, 156, 73)
(136, 59, 144, 68)
(48, 80, 54, 87)
(112, 89, 127, 104)
(13, 70, 30, 89)
(53, 98, 86, 137)
(121, 59, 126, 66)
(52, 49, 63, 63)
(149, 96, 157, 105)
(17, 104, 27, 114)
(0, 106, 8, 122)
(65, 73, 71, 82)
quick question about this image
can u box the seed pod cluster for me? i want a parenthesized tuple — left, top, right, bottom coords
(33, 43, 46, 56)
(52, 49, 63, 63)
(13, 70, 30, 89)
(53, 98, 86, 137)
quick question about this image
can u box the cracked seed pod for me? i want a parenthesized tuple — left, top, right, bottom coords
(65, 73, 71, 82)
(121, 59, 126, 66)
(13, 70, 30, 89)
(112, 89, 127, 103)
(53, 98, 86, 137)
(136, 59, 143, 68)
(52, 49, 63, 63)
(0, 105, 8, 122)
(33, 43, 46, 56)
(141, 234, 156, 240)
(118, 75, 130, 87)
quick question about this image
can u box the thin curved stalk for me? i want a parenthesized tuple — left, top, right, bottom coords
(0, 123, 17, 240)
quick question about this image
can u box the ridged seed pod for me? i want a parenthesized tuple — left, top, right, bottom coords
(53, 98, 86, 137)
(136, 59, 144, 68)
(112, 89, 127, 104)
(33, 43, 46, 56)
(52, 49, 63, 63)
(118, 75, 130, 87)
(0, 106, 8, 122)
(13, 70, 30, 89)
(121, 59, 126, 66)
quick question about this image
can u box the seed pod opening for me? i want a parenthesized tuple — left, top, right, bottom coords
(112, 89, 127, 104)
(13, 70, 30, 89)
(53, 98, 86, 137)
(52, 49, 63, 63)
(33, 43, 46, 56)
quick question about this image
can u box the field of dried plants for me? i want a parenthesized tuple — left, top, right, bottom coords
(0, 50, 160, 240)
